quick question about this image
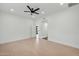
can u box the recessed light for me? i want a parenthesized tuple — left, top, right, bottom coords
(60, 3, 64, 5)
(41, 11, 45, 14)
(10, 9, 14, 11)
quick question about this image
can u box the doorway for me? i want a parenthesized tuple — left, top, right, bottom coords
(39, 20, 48, 40)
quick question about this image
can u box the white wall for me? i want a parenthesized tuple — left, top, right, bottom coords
(31, 20, 36, 37)
(0, 11, 33, 44)
(48, 5, 79, 48)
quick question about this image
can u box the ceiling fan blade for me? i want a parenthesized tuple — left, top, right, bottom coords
(27, 5, 32, 11)
(34, 12, 39, 14)
(24, 11, 30, 12)
(34, 8, 40, 11)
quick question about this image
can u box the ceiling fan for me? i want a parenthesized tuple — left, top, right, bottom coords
(24, 5, 40, 15)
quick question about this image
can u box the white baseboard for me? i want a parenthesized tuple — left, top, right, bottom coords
(0, 37, 33, 44)
(48, 38, 79, 49)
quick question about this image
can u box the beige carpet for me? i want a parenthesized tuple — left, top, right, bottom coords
(0, 38, 79, 56)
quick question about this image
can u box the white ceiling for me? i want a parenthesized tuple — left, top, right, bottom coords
(0, 3, 68, 20)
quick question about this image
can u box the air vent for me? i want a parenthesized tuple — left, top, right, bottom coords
(68, 3, 79, 7)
